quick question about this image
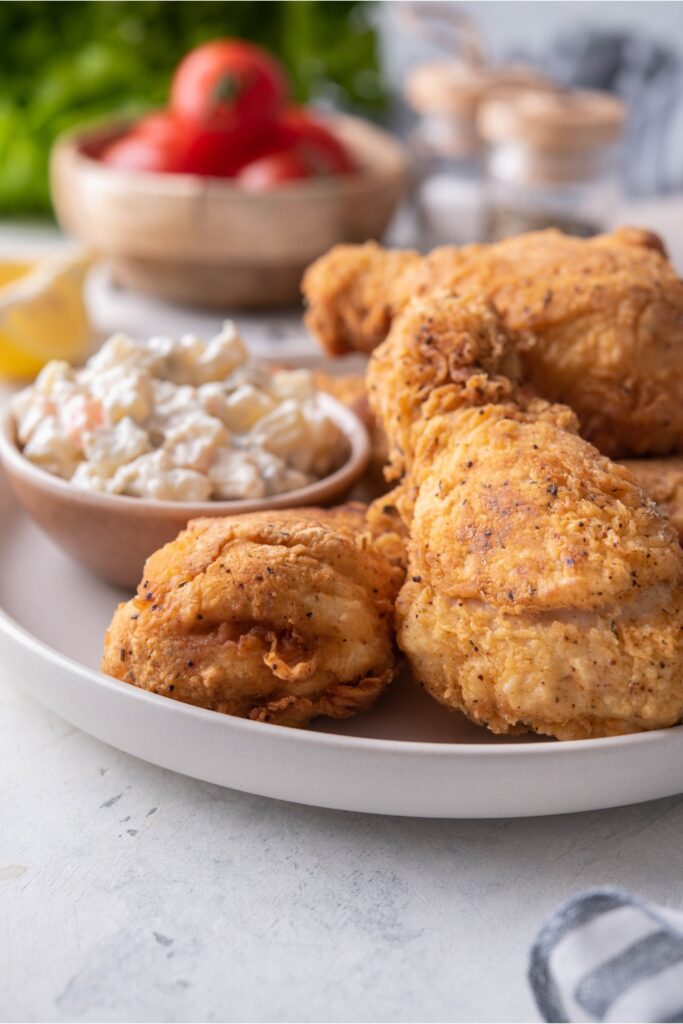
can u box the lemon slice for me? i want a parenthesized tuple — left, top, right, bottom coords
(0, 250, 92, 380)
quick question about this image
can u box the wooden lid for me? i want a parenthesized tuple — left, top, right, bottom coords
(405, 61, 549, 119)
(478, 88, 626, 151)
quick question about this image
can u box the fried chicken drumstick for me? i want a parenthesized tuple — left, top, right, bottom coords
(315, 370, 683, 539)
(304, 227, 683, 458)
(367, 293, 683, 740)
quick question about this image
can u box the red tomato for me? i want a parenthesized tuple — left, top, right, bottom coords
(237, 150, 311, 190)
(132, 112, 180, 141)
(181, 126, 253, 176)
(234, 108, 357, 190)
(279, 108, 355, 175)
(101, 112, 252, 177)
(170, 39, 287, 142)
(136, 113, 228, 175)
(100, 127, 185, 174)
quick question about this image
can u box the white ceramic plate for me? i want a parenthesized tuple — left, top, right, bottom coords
(1, 467, 683, 818)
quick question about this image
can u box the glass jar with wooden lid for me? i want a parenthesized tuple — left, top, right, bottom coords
(477, 88, 626, 241)
(406, 61, 548, 247)
(400, 3, 549, 248)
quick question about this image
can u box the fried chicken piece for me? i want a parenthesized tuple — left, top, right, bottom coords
(621, 457, 683, 543)
(372, 294, 683, 739)
(317, 360, 683, 546)
(365, 493, 411, 574)
(303, 227, 683, 457)
(400, 405, 683, 739)
(102, 504, 401, 727)
(304, 244, 423, 356)
(367, 290, 525, 480)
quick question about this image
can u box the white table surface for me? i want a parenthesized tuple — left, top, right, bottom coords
(3, 202, 683, 1024)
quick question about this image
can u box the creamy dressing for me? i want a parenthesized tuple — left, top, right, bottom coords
(13, 322, 347, 502)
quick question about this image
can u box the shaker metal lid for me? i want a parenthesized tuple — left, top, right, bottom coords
(477, 88, 626, 150)
(405, 61, 548, 118)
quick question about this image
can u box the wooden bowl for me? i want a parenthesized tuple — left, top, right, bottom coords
(0, 394, 369, 589)
(50, 114, 407, 309)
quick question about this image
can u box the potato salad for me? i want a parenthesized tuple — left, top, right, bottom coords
(12, 322, 347, 502)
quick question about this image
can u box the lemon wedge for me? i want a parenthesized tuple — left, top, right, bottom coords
(0, 250, 92, 380)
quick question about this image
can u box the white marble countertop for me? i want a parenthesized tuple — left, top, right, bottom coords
(3, 203, 683, 1023)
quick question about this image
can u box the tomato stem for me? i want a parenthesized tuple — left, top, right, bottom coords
(213, 74, 242, 106)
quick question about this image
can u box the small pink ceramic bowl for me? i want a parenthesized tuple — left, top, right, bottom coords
(0, 394, 369, 590)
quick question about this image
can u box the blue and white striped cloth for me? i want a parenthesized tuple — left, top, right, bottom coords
(530, 888, 683, 1023)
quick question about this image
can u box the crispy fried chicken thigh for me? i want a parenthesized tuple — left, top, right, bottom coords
(369, 294, 683, 739)
(303, 227, 683, 457)
(102, 505, 401, 727)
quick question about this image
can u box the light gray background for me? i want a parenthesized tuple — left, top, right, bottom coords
(378, 1, 683, 82)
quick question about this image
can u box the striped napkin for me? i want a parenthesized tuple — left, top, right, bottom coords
(529, 888, 683, 1023)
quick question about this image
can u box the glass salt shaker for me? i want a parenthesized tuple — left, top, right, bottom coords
(405, 62, 550, 249)
(477, 88, 626, 241)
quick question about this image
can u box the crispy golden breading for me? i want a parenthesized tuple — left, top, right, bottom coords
(367, 291, 525, 480)
(621, 457, 683, 544)
(371, 295, 683, 739)
(365, 493, 411, 573)
(316, 362, 683, 547)
(102, 504, 401, 727)
(304, 243, 423, 356)
(303, 227, 683, 457)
